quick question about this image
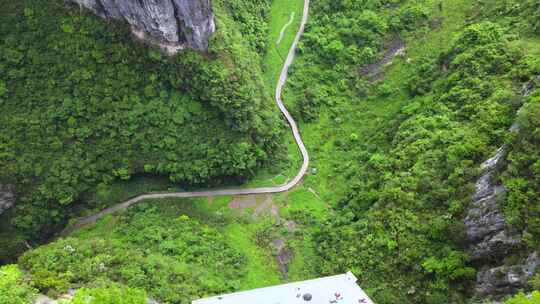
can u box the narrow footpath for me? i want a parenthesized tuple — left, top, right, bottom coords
(62, 0, 311, 235)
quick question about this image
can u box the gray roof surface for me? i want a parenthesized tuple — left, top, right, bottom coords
(192, 272, 374, 304)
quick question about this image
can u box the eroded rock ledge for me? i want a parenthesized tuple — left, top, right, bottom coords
(68, 0, 215, 52)
(465, 76, 540, 299)
(0, 184, 15, 216)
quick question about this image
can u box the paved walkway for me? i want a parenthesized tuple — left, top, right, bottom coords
(62, 0, 311, 236)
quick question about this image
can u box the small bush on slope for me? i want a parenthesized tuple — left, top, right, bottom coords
(0, 265, 37, 304)
(501, 93, 540, 249)
(504, 291, 540, 304)
(64, 284, 147, 304)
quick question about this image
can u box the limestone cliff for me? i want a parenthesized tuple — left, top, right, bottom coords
(0, 184, 15, 216)
(465, 76, 540, 299)
(68, 0, 215, 51)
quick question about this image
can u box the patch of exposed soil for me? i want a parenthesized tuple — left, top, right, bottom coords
(253, 195, 275, 218)
(360, 38, 406, 81)
(228, 194, 282, 220)
(228, 195, 259, 213)
(227, 193, 298, 279)
(273, 238, 294, 279)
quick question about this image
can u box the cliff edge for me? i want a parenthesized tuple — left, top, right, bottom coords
(69, 0, 215, 51)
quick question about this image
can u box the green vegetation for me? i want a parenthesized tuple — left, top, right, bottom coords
(2, 0, 540, 303)
(0, 265, 37, 304)
(17, 196, 325, 302)
(502, 92, 540, 248)
(280, 0, 540, 302)
(19, 202, 248, 303)
(64, 284, 147, 304)
(504, 291, 540, 304)
(0, 0, 283, 262)
(262, 0, 305, 88)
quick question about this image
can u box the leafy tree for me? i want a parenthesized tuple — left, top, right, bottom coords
(504, 291, 540, 304)
(0, 265, 37, 304)
(65, 284, 147, 304)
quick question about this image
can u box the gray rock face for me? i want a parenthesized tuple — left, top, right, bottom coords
(465, 141, 529, 298)
(0, 184, 15, 215)
(466, 75, 540, 299)
(470, 230, 521, 261)
(464, 150, 515, 259)
(476, 252, 540, 297)
(69, 0, 215, 51)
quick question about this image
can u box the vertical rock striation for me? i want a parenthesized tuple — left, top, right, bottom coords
(465, 147, 519, 263)
(68, 0, 215, 51)
(465, 76, 540, 299)
(0, 184, 15, 216)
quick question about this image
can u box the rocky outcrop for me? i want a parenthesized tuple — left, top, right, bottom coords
(466, 145, 538, 299)
(466, 77, 540, 299)
(0, 184, 15, 216)
(465, 148, 520, 263)
(476, 252, 540, 296)
(68, 0, 215, 52)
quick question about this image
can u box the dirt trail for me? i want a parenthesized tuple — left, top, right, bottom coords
(276, 12, 295, 45)
(360, 38, 405, 80)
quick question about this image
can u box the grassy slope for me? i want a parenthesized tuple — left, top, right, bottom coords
(73, 196, 283, 291)
(262, 0, 305, 89)
(242, 0, 306, 187)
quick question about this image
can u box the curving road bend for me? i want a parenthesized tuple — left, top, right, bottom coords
(62, 0, 311, 235)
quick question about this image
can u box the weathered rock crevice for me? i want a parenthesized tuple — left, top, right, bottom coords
(68, 0, 215, 52)
(466, 77, 540, 298)
(0, 184, 15, 216)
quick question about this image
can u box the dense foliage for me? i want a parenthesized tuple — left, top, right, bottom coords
(19, 203, 247, 303)
(317, 21, 539, 304)
(282, 0, 540, 302)
(2, 0, 540, 303)
(65, 284, 147, 304)
(0, 0, 280, 262)
(475, 0, 540, 34)
(221, 0, 272, 53)
(501, 91, 540, 249)
(504, 291, 540, 304)
(290, 0, 429, 121)
(0, 265, 37, 304)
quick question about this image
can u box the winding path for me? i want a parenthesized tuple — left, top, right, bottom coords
(276, 12, 295, 44)
(62, 0, 311, 235)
